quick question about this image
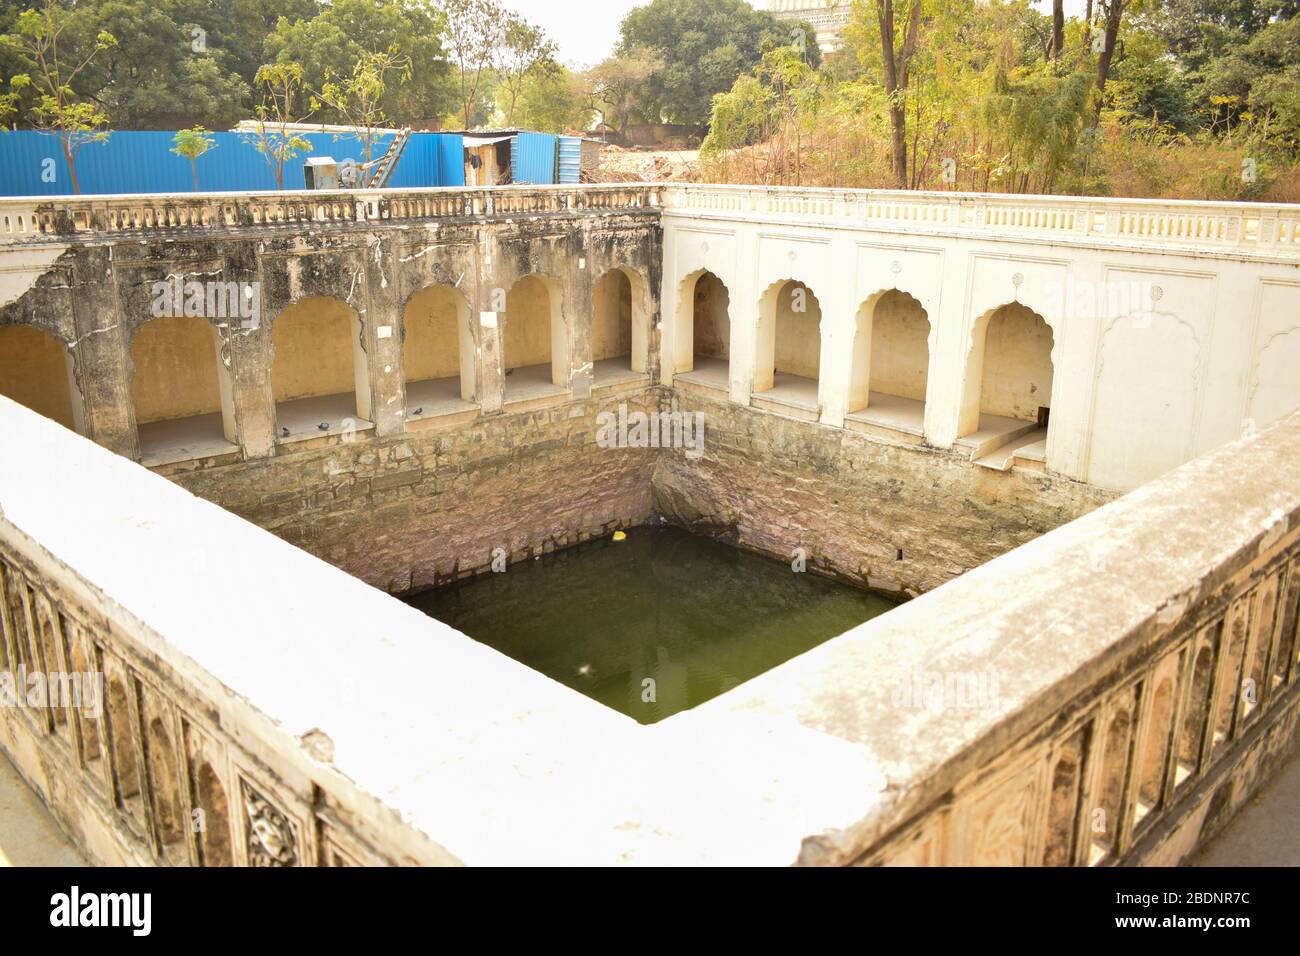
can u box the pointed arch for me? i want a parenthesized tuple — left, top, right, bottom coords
(956, 301, 1057, 468)
(752, 278, 822, 414)
(672, 269, 730, 393)
(130, 315, 237, 463)
(592, 266, 652, 389)
(844, 289, 931, 440)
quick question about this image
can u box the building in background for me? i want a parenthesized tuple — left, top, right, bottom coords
(766, 0, 849, 54)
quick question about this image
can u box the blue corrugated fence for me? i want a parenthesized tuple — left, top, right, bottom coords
(0, 130, 466, 196)
(511, 132, 557, 186)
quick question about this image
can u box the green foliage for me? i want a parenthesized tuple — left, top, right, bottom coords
(703, 0, 1300, 198)
(507, 66, 589, 133)
(312, 49, 412, 164)
(171, 125, 216, 189)
(265, 0, 453, 125)
(0, 0, 117, 192)
(242, 62, 312, 188)
(617, 0, 820, 125)
(586, 47, 664, 135)
(435, 0, 508, 129)
(496, 14, 558, 128)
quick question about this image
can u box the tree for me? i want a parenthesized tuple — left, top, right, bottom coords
(873, 0, 924, 187)
(313, 49, 412, 165)
(616, 0, 818, 126)
(1093, 0, 1129, 119)
(436, 0, 508, 129)
(0, 0, 117, 194)
(186, 0, 320, 90)
(61, 0, 249, 130)
(171, 125, 216, 191)
(263, 0, 454, 126)
(1050, 0, 1065, 61)
(585, 47, 664, 136)
(506, 66, 588, 133)
(703, 46, 820, 184)
(243, 62, 312, 189)
(495, 15, 557, 127)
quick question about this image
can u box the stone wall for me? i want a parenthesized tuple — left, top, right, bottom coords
(653, 390, 1115, 596)
(171, 389, 662, 594)
(162, 380, 1112, 600)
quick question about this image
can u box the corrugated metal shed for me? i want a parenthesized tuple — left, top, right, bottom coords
(558, 136, 582, 184)
(510, 132, 558, 185)
(0, 130, 464, 196)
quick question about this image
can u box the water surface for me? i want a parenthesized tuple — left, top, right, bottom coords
(408, 525, 897, 723)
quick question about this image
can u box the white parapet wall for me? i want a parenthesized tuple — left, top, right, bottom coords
(1, 387, 1298, 865)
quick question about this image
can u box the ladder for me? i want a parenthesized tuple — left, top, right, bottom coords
(366, 127, 411, 188)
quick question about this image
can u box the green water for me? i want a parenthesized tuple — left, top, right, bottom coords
(407, 525, 898, 724)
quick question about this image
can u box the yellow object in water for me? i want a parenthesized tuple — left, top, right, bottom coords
(612, 531, 627, 541)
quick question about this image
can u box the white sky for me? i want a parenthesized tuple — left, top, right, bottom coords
(506, 0, 1095, 71)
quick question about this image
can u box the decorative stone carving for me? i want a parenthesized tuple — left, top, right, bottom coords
(243, 786, 298, 867)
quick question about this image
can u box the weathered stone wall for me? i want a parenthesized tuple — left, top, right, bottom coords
(653, 389, 1115, 596)
(0, 196, 663, 461)
(171, 388, 663, 594)
(164, 380, 1112, 600)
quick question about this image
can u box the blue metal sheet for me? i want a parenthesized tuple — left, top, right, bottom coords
(511, 132, 557, 185)
(558, 136, 582, 184)
(0, 129, 468, 196)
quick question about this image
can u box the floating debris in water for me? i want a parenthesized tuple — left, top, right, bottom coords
(612, 530, 627, 541)
(577, 663, 593, 677)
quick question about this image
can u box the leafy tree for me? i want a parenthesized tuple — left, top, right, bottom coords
(264, 0, 453, 126)
(616, 0, 818, 126)
(509, 66, 589, 133)
(436, 0, 508, 128)
(871, 0, 925, 187)
(171, 125, 216, 190)
(1201, 15, 1300, 148)
(60, 0, 249, 129)
(703, 47, 822, 183)
(313, 49, 412, 165)
(182, 0, 320, 90)
(0, 0, 117, 194)
(495, 15, 557, 127)
(585, 47, 664, 136)
(243, 62, 312, 189)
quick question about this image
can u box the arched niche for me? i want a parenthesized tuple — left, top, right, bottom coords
(271, 296, 372, 442)
(131, 315, 237, 463)
(752, 279, 822, 415)
(503, 274, 569, 407)
(671, 269, 730, 393)
(592, 266, 652, 389)
(0, 325, 85, 434)
(402, 284, 479, 423)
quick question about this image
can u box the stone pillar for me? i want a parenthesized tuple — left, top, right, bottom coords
(818, 235, 858, 428)
(220, 244, 275, 459)
(476, 234, 505, 415)
(1044, 255, 1104, 482)
(729, 226, 760, 405)
(71, 247, 137, 458)
(568, 248, 594, 401)
(225, 320, 276, 459)
(924, 246, 975, 448)
(363, 234, 405, 438)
